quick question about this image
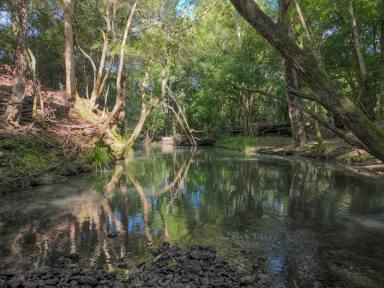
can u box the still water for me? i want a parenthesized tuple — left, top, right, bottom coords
(1, 147, 384, 287)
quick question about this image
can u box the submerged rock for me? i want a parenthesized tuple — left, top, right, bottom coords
(124, 242, 265, 287)
(4, 243, 274, 288)
(6, 278, 24, 288)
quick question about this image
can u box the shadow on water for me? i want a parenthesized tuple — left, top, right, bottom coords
(1, 147, 384, 287)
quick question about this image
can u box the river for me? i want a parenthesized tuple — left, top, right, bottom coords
(1, 147, 384, 287)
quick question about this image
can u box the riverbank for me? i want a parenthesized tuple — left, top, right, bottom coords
(0, 71, 117, 194)
(216, 136, 384, 176)
(0, 116, 118, 194)
(1, 243, 272, 288)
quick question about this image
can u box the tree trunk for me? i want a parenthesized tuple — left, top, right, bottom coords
(294, 0, 324, 148)
(229, 0, 384, 162)
(125, 71, 154, 152)
(380, 0, 384, 116)
(347, 0, 374, 118)
(63, 0, 76, 102)
(98, 0, 140, 138)
(89, 5, 113, 108)
(279, 0, 307, 148)
(1, 0, 29, 128)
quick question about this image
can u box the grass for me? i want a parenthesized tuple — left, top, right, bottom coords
(86, 141, 114, 169)
(73, 98, 100, 122)
(216, 136, 274, 152)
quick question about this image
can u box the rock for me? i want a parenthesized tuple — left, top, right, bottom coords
(189, 260, 202, 273)
(45, 278, 59, 285)
(36, 266, 51, 276)
(6, 278, 24, 288)
(200, 277, 209, 285)
(72, 275, 97, 286)
(69, 253, 80, 260)
(0, 271, 15, 280)
(69, 264, 81, 274)
(107, 230, 118, 238)
(114, 261, 128, 269)
(240, 275, 255, 285)
(132, 281, 144, 287)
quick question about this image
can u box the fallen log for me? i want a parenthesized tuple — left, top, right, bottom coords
(230, 122, 291, 136)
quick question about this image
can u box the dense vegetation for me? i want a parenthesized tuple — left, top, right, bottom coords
(0, 0, 384, 161)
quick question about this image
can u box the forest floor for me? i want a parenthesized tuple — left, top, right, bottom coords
(216, 135, 384, 177)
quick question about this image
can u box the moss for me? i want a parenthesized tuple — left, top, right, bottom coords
(0, 132, 90, 194)
(0, 138, 16, 149)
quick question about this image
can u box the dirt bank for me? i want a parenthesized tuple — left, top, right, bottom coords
(0, 67, 112, 194)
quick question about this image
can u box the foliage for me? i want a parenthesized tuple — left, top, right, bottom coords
(86, 141, 114, 169)
(1, 0, 384, 152)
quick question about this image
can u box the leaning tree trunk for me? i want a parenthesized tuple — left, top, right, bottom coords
(1, 0, 29, 128)
(229, 0, 384, 162)
(279, 0, 307, 148)
(64, 0, 75, 102)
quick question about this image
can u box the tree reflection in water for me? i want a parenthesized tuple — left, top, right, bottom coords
(0, 148, 384, 287)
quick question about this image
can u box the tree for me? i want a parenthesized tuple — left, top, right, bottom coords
(1, 0, 29, 128)
(279, 0, 306, 148)
(98, 0, 140, 138)
(229, 0, 384, 162)
(347, 0, 373, 118)
(63, 0, 75, 102)
(380, 0, 384, 116)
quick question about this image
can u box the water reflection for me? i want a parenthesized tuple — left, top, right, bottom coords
(1, 148, 384, 287)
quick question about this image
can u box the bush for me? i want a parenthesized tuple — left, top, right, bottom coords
(86, 142, 114, 169)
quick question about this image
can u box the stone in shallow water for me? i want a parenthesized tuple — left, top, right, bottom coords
(6, 278, 24, 288)
(241, 275, 256, 285)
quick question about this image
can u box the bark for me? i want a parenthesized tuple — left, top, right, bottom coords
(229, 0, 384, 162)
(237, 86, 366, 150)
(293, 0, 323, 147)
(126, 170, 154, 247)
(1, 0, 29, 128)
(380, 0, 384, 116)
(98, 0, 140, 138)
(166, 84, 196, 146)
(347, 0, 374, 118)
(279, 0, 307, 148)
(90, 6, 113, 108)
(64, 0, 76, 102)
(124, 71, 159, 152)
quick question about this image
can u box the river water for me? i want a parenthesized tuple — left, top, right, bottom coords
(1, 147, 384, 287)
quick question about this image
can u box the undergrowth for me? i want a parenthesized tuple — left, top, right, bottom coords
(86, 141, 114, 169)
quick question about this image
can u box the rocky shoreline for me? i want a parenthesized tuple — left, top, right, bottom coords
(0, 243, 270, 288)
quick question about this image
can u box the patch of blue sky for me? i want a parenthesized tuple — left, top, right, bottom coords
(176, 0, 195, 19)
(0, 11, 11, 27)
